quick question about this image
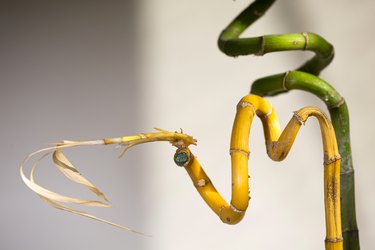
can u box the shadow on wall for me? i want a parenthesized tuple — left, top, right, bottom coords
(0, 1, 149, 249)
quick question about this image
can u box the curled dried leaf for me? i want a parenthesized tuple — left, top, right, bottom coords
(20, 129, 196, 235)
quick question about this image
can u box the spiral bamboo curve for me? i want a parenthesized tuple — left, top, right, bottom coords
(20, 1, 359, 249)
(176, 94, 342, 250)
(216, 1, 359, 249)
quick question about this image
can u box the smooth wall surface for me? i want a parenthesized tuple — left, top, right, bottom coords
(1, 0, 374, 249)
(0, 1, 149, 249)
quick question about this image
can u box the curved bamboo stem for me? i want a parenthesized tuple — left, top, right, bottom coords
(218, 0, 334, 75)
(21, 95, 344, 249)
(20, 1, 359, 249)
(218, 1, 359, 249)
(252, 73, 358, 248)
(179, 94, 342, 250)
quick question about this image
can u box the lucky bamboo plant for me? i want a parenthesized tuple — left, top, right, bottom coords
(217, 1, 359, 249)
(20, 1, 359, 250)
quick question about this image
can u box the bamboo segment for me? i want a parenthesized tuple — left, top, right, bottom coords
(218, 0, 359, 248)
(250, 63, 359, 250)
(21, 93, 342, 249)
(218, 1, 334, 76)
(179, 95, 342, 250)
(19, 1, 353, 248)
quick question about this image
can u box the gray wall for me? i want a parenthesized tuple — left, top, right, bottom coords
(1, 1, 148, 249)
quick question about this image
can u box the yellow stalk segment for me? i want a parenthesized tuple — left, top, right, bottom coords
(21, 94, 342, 249)
(177, 95, 342, 250)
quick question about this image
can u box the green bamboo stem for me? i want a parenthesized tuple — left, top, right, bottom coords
(251, 72, 359, 249)
(251, 71, 359, 250)
(218, 1, 359, 249)
(218, 0, 334, 75)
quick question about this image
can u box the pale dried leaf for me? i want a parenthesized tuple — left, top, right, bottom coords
(53, 149, 109, 202)
(20, 130, 196, 234)
(20, 140, 146, 235)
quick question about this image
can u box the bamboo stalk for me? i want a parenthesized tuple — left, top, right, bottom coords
(251, 70, 359, 250)
(218, 0, 334, 75)
(20, 1, 359, 248)
(177, 94, 342, 250)
(217, 1, 359, 249)
(21, 95, 344, 249)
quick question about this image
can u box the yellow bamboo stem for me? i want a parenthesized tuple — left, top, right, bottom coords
(179, 94, 342, 250)
(21, 94, 343, 249)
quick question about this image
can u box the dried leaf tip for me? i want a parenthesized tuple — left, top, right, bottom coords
(20, 128, 197, 234)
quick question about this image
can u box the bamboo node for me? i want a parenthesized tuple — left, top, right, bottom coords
(325, 237, 343, 243)
(255, 36, 265, 56)
(292, 112, 305, 125)
(237, 101, 256, 113)
(302, 32, 309, 50)
(230, 148, 250, 157)
(282, 71, 290, 91)
(264, 104, 273, 117)
(324, 154, 341, 165)
(328, 97, 345, 109)
(230, 204, 245, 214)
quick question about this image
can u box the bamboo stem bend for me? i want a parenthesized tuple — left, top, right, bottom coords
(218, 0, 359, 249)
(175, 95, 342, 250)
(21, 94, 342, 249)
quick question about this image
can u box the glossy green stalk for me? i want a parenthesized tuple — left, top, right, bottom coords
(218, 0, 334, 75)
(251, 72, 359, 249)
(218, 1, 359, 249)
